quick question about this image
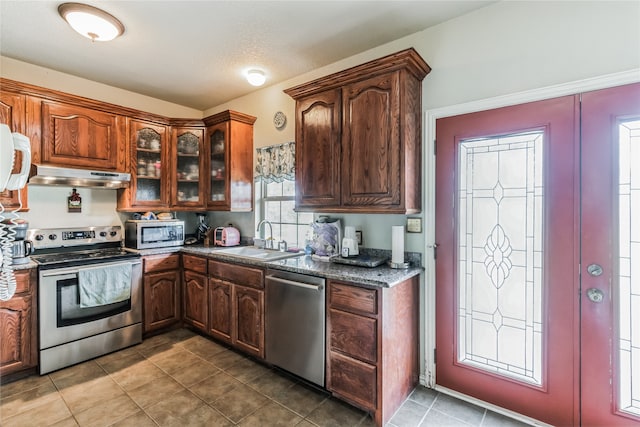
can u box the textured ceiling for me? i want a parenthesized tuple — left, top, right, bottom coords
(0, 1, 494, 110)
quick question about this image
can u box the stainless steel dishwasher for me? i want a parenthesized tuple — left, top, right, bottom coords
(265, 269, 326, 387)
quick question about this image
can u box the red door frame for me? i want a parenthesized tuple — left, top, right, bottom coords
(581, 82, 640, 426)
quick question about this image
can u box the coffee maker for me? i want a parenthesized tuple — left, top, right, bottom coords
(4, 219, 33, 265)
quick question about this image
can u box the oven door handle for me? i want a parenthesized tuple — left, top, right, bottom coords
(40, 260, 142, 277)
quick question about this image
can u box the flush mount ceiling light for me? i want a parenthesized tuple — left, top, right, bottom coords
(246, 69, 266, 86)
(58, 2, 124, 42)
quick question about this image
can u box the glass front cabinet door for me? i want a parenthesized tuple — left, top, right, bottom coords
(171, 127, 205, 209)
(207, 122, 228, 208)
(204, 110, 255, 211)
(120, 119, 170, 210)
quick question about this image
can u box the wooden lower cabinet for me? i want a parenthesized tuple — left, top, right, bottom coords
(182, 254, 208, 333)
(176, 253, 419, 426)
(143, 254, 181, 334)
(183, 270, 207, 332)
(329, 351, 377, 410)
(208, 277, 232, 344)
(208, 260, 265, 359)
(327, 277, 419, 427)
(234, 285, 263, 357)
(0, 268, 37, 380)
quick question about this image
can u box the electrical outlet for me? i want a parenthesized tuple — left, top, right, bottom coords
(407, 217, 422, 233)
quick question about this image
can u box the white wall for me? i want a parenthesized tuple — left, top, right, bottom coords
(0, 56, 201, 118)
(20, 186, 121, 228)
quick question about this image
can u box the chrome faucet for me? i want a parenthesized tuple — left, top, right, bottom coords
(256, 219, 274, 249)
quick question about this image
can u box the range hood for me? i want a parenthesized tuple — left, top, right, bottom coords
(28, 164, 130, 189)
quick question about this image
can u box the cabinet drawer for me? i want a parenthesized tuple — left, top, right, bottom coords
(329, 282, 377, 315)
(144, 253, 180, 273)
(182, 254, 207, 274)
(208, 260, 263, 289)
(329, 308, 377, 364)
(329, 351, 377, 411)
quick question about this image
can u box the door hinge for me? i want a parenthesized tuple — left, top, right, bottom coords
(433, 243, 439, 260)
(433, 139, 437, 156)
(434, 348, 437, 364)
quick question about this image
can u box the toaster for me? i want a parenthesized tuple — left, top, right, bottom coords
(214, 226, 240, 246)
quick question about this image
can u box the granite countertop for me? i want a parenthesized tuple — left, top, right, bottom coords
(26, 244, 422, 288)
(12, 260, 38, 270)
(265, 255, 422, 288)
(179, 245, 422, 288)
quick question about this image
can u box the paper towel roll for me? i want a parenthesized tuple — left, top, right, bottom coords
(391, 226, 405, 264)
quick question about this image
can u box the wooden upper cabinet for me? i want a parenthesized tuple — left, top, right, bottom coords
(203, 110, 256, 211)
(0, 92, 26, 132)
(285, 48, 430, 214)
(171, 127, 205, 209)
(294, 89, 342, 209)
(118, 119, 170, 210)
(0, 79, 259, 213)
(41, 100, 126, 171)
(342, 73, 400, 208)
(0, 91, 29, 211)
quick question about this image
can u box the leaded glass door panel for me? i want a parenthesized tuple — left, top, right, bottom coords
(436, 96, 579, 426)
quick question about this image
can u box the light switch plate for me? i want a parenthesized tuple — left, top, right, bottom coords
(407, 217, 422, 233)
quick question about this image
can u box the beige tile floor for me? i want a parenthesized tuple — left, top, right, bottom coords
(0, 329, 528, 427)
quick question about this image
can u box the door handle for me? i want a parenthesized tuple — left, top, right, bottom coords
(586, 288, 604, 303)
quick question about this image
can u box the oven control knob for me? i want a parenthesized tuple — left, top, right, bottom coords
(100, 231, 107, 237)
(35, 234, 44, 241)
(109, 231, 117, 237)
(48, 234, 57, 240)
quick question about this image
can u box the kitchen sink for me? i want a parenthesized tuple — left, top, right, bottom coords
(214, 246, 303, 261)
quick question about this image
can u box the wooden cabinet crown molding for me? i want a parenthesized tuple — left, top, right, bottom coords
(203, 110, 257, 127)
(284, 48, 431, 99)
(170, 118, 205, 128)
(1, 78, 174, 126)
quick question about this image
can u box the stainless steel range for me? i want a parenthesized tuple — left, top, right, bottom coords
(28, 225, 142, 374)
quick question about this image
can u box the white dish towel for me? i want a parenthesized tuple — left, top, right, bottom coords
(78, 264, 132, 308)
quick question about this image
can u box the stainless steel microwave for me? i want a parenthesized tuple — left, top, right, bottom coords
(124, 220, 184, 249)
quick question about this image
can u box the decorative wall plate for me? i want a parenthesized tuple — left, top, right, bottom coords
(273, 111, 287, 130)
